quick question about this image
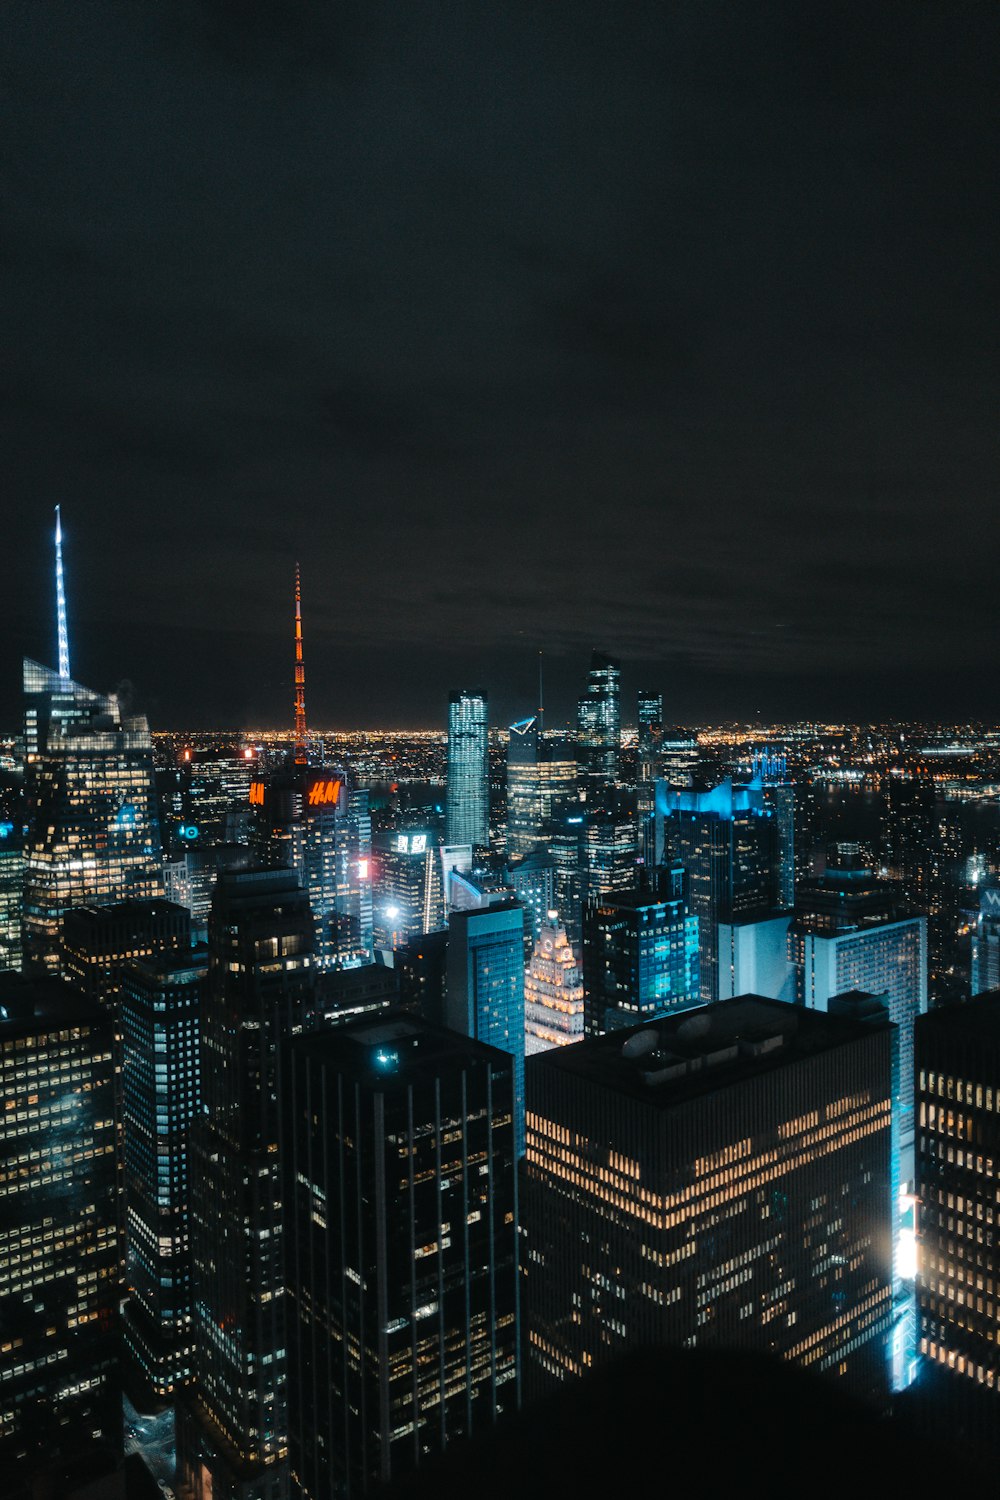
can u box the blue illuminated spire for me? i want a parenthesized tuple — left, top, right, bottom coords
(54, 505, 70, 682)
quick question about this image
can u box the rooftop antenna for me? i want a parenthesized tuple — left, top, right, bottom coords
(294, 563, 307, 765)
(54, 505, 70, 682)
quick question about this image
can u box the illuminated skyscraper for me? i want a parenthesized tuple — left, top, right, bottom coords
(282, 1014, 519, 1499)
(752, 750, 795, 911)
(576, 652, 621, 791)
(121, 947, 206, 1407)
(525, 914, 584, 1054)
(523, 996, 894, 1407)
(656, 778, 781, 1004)
(446, 689, 489, 849)
(372, 829, 444, 951)
(22, 659, 165, 971)
(970, 886, 1000, 995)
(582, 866, 699, 1036)
(0, 974, 120, 1496)
(447, 896, 526, 1155)
(506, 715, 541, 858)
(179, 867, 315, 1500)
(0, 824, 23, 971)
(250, 574, 372, 971)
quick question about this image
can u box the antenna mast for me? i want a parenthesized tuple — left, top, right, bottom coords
(294, 564, 307, 764)
(55, 505, 70, 682)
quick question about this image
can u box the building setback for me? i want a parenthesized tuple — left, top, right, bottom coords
(523, 996, 894, 1408)
(281, 1013, 518, 1500)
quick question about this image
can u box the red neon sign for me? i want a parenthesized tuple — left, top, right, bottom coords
(307, 778, 342, 807)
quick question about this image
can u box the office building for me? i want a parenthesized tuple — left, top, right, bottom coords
(506, 719, 577, 860)
(447, 898, 526, 1155)
(394, 928, 449, 1028)
(506, 850, 557, 955)
(716, 914, 796, 1004)
(656, 778, 781, 1004)
(178, 867, 316, 1500)
(581, 802, 639, 906)
(0, 974, 120, 1496)
(752, 750, 795, 911)
(121, 948, 206, 1407)
(253, 765, 373, 971)
(914, 995, 1000, 1461)
(446, 690, 489, 849)
(576, 652, 621, 791)
(22, 658, 165, 972)
(282, 1014, 519, 1499)
(523, 996, 894, 1407)
(0, 824, 23, 971)
(582, 866, 700, 1037)
(970, 886, 1000, 995)
(795, 867, 926, 1185)
(372, 829, 444, 951)
(314, 958, 399, 1030)
(525, 914, 584, 1054)
(61, 898, 192, 1004)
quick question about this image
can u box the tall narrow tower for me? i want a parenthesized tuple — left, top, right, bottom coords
(293, 564, 306, 765)
(54, 505, 70, 682)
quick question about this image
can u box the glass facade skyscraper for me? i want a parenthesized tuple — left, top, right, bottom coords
(446, 689, 489, 849)
(22, 658, 164, 972)
(446, 899, 526, 1155)
(576, 652, 621, 790)
(282, 1014, 518, 1499)
(121, 948, 206, 1407)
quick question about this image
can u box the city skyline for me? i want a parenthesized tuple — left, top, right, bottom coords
(3, 4, 996, 731)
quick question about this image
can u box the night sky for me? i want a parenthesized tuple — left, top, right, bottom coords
(4, 2, 996, 731)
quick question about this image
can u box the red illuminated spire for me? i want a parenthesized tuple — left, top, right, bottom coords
(294, 563, 307, 765)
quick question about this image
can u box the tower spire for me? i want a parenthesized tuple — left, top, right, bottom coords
(54, 505, 70, 682)
(294, 563, 307, 764)
(537, 648, 544, 733)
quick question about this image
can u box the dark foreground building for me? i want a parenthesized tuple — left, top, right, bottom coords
(522, 995, 894, 1406)
(0, 975, 120, 1497)
(282, 1013, 519, 1500)
(914, 993, 1000, 1466)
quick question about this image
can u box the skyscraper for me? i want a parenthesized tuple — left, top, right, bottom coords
(524, 914, 585, 1054)
(914, 995, 1000, 1463)
(372, 829, 444, 951)
(446, 689, 489, 849)
(250, 573, 373, 971)
(121, 947, 206, 1408)
(523, 996, 894, 1407)
(0, 974, 120, 1495)
(0, 823, 23, 971)
(576, 652, 621, 791)
(447, 897, 526, 1155)
(23, 659, 165, 972)
(178, 867, 315, 1500)
(22, 511, 163, 973)
(970, 886, 1000, 995)
(582, 865, 700, 1036)
(656, 778, 781, 1004)
(282, 1014, 519, 1499)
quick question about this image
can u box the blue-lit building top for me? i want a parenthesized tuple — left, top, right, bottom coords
(446, 900, 526, 1154)
(582, 865, 699, 1037)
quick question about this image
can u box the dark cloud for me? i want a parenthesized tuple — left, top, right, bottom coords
(2, 0, 996, 729)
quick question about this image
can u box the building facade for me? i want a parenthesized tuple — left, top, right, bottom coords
(523, 996, 894, 1408)
(179, 868, 315, 1500)
(22, 659, 164, 972)
(0, 977, 120, 1496)
(281, 1014, 519, 1499)
(524, 915, 585, 1055)
(446, 899, 526, 1155)
(446, 690, 489, 849)
(582, 867, 700, 1037)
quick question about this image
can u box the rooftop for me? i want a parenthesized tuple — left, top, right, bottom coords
(290, 1008, 512, 1087)
(528, 994, 892, 1107)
